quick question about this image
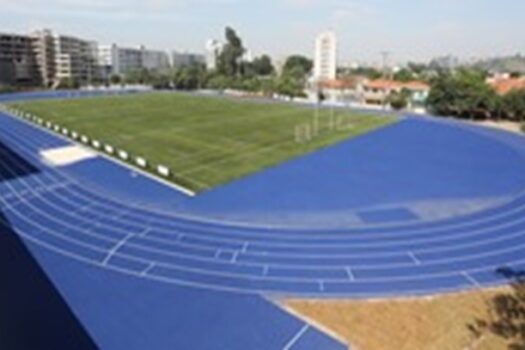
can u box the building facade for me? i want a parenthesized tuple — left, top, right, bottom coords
(0, 32, 39, 86)
(205, 39, 223, 71)
(53, 34, 98, 86)
(171, 51, 206, 69)
(313, 31, 337, 82)
(98, 44, 170, 78)
(142, 48, 170, 71)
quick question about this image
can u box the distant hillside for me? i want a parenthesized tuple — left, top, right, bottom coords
(472, 54, 525, 74)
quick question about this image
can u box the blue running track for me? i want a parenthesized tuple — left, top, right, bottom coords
(2, 91, 525, 349)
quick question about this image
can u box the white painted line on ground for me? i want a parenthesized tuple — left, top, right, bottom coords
(102, 233, 133, 266)
(283, 325, 309, 350)
(408, 251, 422, 265)
(141, 262, 156, 276)
(462, 271, 481, 287)
(345, 267, 355, 281)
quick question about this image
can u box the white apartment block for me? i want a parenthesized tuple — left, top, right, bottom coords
(205, 39, 223, 71)
(314, 31, 337, 81)
(142, 49, 170, 71)
(98, 44, 170, 77)
(171, 51, 205, 69)
(31, 29, 98, 87)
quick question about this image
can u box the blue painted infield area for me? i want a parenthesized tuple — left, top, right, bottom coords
(2, 90, 525, 349)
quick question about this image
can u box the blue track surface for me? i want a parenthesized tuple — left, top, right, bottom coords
(2, 90, 525, 349)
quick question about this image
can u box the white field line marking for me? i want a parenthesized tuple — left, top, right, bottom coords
(283, 325, 309, 350)
(102, 233, 133, 266)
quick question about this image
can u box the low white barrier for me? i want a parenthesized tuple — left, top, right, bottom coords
(136, 157, 147, 168)
(71, 132, 78, 139)
(92, 140, 101, 149)
(104, 145, 114, 154)
(81, 136, 89, 144)
(157, 165, 170, 177)
(118, 150, 129, 160)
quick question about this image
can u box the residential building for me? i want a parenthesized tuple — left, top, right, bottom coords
(142, 48, 170, 71)
(205, 39, 223, 71)
(31, 29, 98, 87)
(172, 51, 205, 69)
(0, 32, 39, 86)
(98, 44, 170, 79)
(363, 79, 430, 110)
(31, 29, 56, 87)
(53, 33, 98, 86)
(313, 31, 337, 81)
(487, 75, 525, 95)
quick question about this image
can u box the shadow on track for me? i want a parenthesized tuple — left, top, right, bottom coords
(0, 139, 97, 350)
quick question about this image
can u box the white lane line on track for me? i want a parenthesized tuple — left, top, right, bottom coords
(231, 251, 239, 264)
(102, 233, 133, 266)
(141, 262, 156, 276)
(462, 271, 481, 287)
(345, 267, 355, 281)
(283, 325, 309, 350)
(137, 228, 151, 237)
(319, 280, 325, 292)
(408, 252, 422, 265)
(242, 242, 249, 253)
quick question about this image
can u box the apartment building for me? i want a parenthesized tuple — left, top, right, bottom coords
(142, 48, 170, 71)
(171, 51, 205, 69)
(0, 32, 39, 86)
(314, 31, 337, 82)
(98, 44, 170, 78)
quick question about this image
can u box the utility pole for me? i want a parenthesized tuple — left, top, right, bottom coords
(380, 51, 391, 79)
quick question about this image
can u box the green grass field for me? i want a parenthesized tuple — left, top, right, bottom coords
(11, 92, 397, 192)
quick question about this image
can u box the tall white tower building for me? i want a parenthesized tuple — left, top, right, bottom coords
(314, 31, 337, 81)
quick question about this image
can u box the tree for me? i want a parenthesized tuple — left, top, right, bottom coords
(388, 89, 411, 110)
(252, 55, 274, 76)
(173, 63, 207, 90)
(469, 268, 525, 349)
(274, 75, 306, 99)
(502, 89, 525, 122)
(394, 68, 416, 82)
(427, 69, 498, 119)
(216, 27, 245, 77)
(282, 55, 313, 79)
(110, 74, 122, 85)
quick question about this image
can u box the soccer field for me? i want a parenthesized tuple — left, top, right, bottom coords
(10, 92, 397, 192)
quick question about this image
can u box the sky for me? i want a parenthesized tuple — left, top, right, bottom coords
(0, 0, 524, 65)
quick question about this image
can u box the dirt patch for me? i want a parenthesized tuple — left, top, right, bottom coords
(285, 288, 511, 350)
